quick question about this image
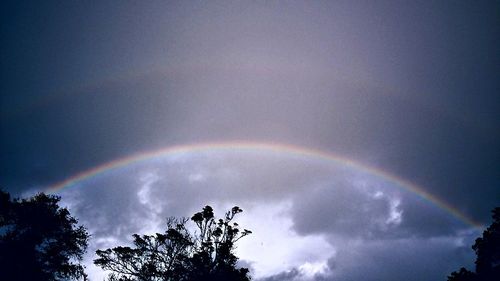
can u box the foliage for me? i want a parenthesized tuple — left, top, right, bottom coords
(94, 205, 252, 281)
(0, 190, 89, 281)
(448, 207, 500, 281)
(448, 267, 478, 281)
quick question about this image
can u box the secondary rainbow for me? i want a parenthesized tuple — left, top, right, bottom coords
(46, 141, 482, 229)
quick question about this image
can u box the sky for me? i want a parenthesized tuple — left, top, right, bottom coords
(1, 1, 499, 280)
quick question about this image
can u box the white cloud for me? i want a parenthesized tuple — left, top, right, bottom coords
(57, 150, 477, 281)
(298, 261, 331, 278)
(386, 198, 402, 225)
(236, 202, 335, 279)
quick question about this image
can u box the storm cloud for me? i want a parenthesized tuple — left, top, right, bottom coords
(55, 150, 480, 280)
(1, 1, 498, 280)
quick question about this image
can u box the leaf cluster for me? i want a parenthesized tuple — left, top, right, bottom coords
(448, 207, 500, 281)
(94, 206, 252, 281)
(0, 190, 89, 281)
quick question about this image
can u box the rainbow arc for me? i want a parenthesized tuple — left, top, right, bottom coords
(46, 141, 482, 229)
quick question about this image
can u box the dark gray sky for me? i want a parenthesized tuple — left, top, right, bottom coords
(1, 1, 499, 280)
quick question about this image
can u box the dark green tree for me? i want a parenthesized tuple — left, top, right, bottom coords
(448, 207, 500, 281)
(94, 205, 252, 281)
(0, 190, 89, 281)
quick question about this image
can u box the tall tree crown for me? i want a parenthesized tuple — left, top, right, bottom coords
(0, 190, 89, 281)
(448, 207, 500, 281)
(94, 205, 252, 281)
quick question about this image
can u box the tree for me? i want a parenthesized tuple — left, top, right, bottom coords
(448, 207, 500, 281)
(94, 205, 252, 281)
(0, 190, 89, 281)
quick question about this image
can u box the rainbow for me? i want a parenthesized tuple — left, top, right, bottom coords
(46, 141, 482, 229)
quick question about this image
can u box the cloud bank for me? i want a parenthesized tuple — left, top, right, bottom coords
(59, 150, 478, 280)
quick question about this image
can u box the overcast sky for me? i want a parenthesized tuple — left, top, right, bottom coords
(1, 1, 499, 280)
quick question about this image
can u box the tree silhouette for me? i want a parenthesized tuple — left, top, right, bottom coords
(448, 207, 500, 281)
(0, 190, 89, 281)
(94, 205, 252, 281)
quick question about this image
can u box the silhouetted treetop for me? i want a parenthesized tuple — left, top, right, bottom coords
(448, 207, 500, 281)
(0, 190, 89, 281)
(94, 205, 252, 281)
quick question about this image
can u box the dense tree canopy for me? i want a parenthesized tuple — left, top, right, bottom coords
(448, 207, 500, 281)
(0, 190, 89, 281)
(94, 205, 252, 281)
